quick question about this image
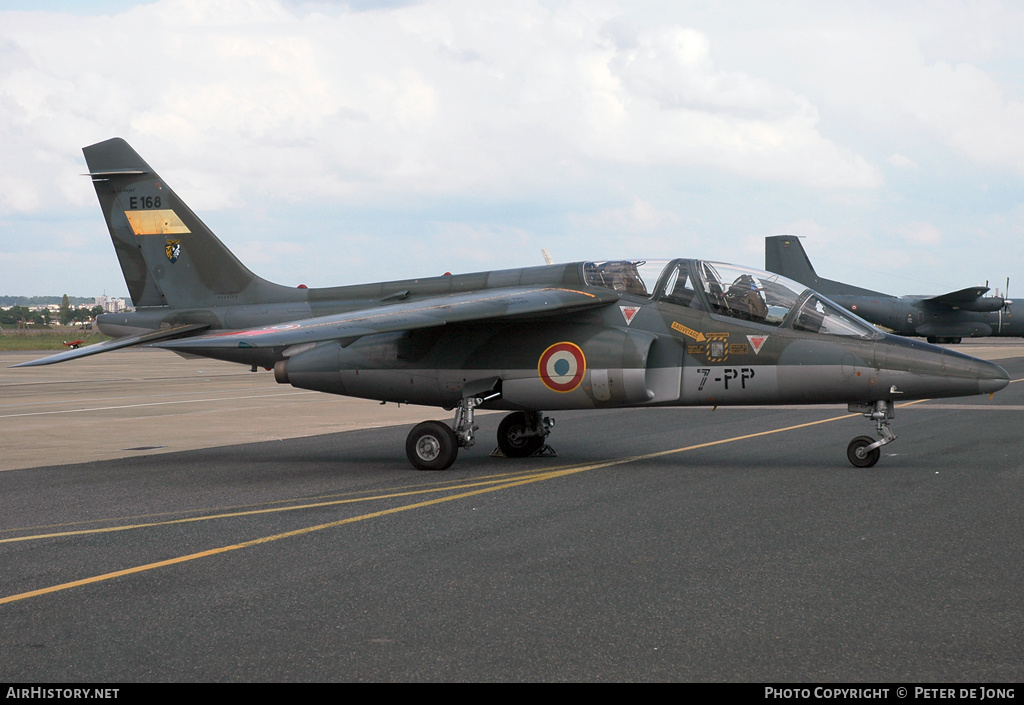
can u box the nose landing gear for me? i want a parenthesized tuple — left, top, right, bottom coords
(846, 400, 897, 468)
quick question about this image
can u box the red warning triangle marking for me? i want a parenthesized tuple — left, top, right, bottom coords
(620, 306, 640, 325)
(747, 334, 768, 354)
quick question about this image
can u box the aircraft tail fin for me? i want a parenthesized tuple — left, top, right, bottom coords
(83, 138, 295, 309)
(765, 235, 885, 298)
(765, 236, 822, 288)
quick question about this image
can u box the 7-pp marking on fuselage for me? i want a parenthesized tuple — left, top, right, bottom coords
(696, 367, 756, 391)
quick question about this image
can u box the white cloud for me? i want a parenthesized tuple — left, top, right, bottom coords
(570, 196, 680, 234)
(0, 0, 883, 219)
(899, 222, 943, 246)
(887, 153, 918, 169)
(714, 3, 1024, 176)
(903, 60, 1024, 169)
(2, 0, 1024, 296)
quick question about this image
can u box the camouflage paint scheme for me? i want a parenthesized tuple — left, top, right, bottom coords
(15, 139, 1009, 470)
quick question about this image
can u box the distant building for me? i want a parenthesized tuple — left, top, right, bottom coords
(94, 295, 127, 313)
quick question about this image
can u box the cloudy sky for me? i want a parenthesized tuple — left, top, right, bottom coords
(3, 0, 1024, 301)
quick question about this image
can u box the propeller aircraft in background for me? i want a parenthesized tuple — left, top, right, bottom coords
(766, 235, 1017, 344)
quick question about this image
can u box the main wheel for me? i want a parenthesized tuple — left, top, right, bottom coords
(847, 436, 881, 468)
(497, 411, 546, 458)
(406, 421, 458, 471)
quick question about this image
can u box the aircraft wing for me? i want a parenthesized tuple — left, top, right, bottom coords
(10, 324, 210, 368)
(922, 287, 990, 306)
(156, 285, 619, 354)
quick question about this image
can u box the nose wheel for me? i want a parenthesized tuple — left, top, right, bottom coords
(846, 400, 896, 468)
(847, 436, 881, 467)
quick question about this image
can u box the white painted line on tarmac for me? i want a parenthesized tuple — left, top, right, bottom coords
(0, 391, 311, 419)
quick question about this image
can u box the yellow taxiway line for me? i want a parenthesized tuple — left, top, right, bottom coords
(4, 386, 1019, 607)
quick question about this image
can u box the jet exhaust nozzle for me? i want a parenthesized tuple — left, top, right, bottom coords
(274, 360, 289, 384)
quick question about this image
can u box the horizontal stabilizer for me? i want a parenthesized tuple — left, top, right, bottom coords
(157, 285, 618, 354)
(10, 324, 210, 368)
(85, 169, 149, 178)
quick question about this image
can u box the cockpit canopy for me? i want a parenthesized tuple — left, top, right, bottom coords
(584, 259, 881, 340)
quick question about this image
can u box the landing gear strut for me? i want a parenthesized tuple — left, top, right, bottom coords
(405, 393, 498, 471)
(846, 400, 896, 468)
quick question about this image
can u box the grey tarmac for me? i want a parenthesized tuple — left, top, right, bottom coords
(0, 349, 446, 472)
(0, 340, 1021, 681)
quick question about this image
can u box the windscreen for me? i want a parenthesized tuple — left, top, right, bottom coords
(583, 260, 670, 297)
(696, 261, 801, 326)
(696, 261, 881, 339)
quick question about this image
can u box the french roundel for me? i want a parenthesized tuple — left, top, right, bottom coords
(538, 342, 586, 393)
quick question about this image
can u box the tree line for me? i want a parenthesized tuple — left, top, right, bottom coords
(0, 295, 105, 327)
(0, 295, 96, 307)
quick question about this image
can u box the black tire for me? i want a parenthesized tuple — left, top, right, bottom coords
(847, 436, 881, 468)
(497, 412, 545, 458)
(406, 421, 458, 471)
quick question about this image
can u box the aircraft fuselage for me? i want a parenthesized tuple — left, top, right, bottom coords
(829, 294, 1021, 340)
(97, 260, 1006, 414)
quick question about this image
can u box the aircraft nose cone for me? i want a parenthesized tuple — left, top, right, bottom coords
(978, 360, 1010, 395)
(941, 347, 1009, 396)
(875, 335, 1010, 399)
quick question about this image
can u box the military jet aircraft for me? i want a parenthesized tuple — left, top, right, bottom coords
(766, 235, 1018, 344)
(15, 139, 1010, 469)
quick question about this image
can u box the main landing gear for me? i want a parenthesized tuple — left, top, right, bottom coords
(405, 398, 553, 471)
(846, 400, 896, 468)
(496, 411, 554, 457)
(406, 421, 459, 471)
